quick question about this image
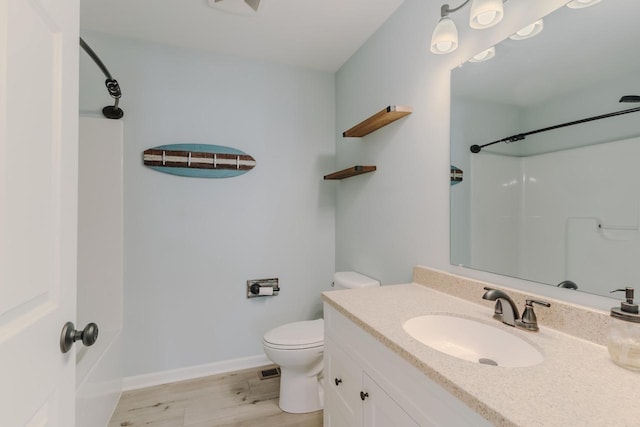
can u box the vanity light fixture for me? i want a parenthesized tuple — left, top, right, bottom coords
(566, 0, 601, 9)
(509, 19, 544, 41)
(431, 7, 459, 54)
(469, 0, 504, 29)
(468, 46, 495, 62)
(430, 0, 505, 55)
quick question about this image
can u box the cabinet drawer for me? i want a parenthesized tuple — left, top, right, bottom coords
(325, 337, 362, 425)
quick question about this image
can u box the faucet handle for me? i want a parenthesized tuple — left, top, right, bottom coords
(518, 299, 551, 332)
(527, 299, 551, 308)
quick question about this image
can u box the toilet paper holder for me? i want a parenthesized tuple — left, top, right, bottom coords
(247, 278, 279, 298)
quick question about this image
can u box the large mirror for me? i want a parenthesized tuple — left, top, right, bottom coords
(450, 1, 640, 298)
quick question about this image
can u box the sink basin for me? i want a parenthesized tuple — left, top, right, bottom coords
(402, 314, 544, 367)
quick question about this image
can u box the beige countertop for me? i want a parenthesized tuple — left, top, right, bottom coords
(322, 275, 640, 427)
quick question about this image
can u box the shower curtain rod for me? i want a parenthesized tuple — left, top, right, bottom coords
(469, 102, 640, 153)
(79, 37, 124, 119)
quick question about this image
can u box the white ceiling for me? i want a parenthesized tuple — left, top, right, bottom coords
(80, 0, 406, 72)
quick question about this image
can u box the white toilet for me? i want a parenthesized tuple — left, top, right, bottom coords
(262, 271, 380, 413)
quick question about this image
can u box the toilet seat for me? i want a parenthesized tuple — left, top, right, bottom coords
(263, 319, 324, 349)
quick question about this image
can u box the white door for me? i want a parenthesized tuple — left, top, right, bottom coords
(0, 0, 79, 426)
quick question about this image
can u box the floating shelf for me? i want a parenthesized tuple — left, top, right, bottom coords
(324, 166, 376, 180)
(343, 105, 412, 138)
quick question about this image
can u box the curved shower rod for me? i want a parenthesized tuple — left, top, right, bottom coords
(470, 96, 640, 153)
(79, 37, 124, 120)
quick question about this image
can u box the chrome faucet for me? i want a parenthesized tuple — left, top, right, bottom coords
(482, 287, 550, 331)
(482, 287, 520, 327)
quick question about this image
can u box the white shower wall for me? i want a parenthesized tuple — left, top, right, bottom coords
(76, 117, 123, 426)
(471, 136, 640, 291)
(470, 154, 521, 278)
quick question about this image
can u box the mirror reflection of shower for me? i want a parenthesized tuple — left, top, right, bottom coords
(79, 37, 123, 119)
(449, 0, 640, 299)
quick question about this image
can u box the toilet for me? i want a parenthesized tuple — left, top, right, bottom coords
(262, 271, 380, 413)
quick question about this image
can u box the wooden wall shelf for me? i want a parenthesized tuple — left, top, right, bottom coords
(324, 166, 376, 180)
(343, 105, 412, 138)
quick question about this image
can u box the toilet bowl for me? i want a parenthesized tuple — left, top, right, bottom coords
(262, 272, 380, 414)
(263, 319, 324, 413)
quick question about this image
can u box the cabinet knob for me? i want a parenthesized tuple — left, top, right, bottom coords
(360, 391, 369, 401)
(334, 378, 342, 386)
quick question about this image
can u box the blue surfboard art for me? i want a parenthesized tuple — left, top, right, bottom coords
(143, 144, 256, 178)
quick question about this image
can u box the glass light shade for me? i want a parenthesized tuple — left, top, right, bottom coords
(566, 0, 601, 9)
(468, 46, 496, 62)
(509, 19, 544, 40)
(469, 0, 504, 29)
(207, 0, 258, 16)
(430, 17, 458, 54)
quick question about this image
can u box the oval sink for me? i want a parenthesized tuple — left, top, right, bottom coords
(402, 314, 544, 367)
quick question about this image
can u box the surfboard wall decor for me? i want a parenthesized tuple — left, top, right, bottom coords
(143, 144, 256, 178)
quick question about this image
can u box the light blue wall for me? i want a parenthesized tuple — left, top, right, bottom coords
(334, 0, 617, 309)
(79, 34, 336, 377)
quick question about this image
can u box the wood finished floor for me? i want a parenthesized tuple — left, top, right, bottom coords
(108, 365, 323, 427)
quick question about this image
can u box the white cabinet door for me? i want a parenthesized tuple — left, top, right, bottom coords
(362, 373, 419, 427)
(324, 337, 362, 427)
(323, 403, 352, 427)
(0, 0, 79, 426)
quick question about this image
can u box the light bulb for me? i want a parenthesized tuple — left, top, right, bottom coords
(476, 11, 497, 26)
(509, 19, 544, 40)
(469, 46, 496, 62)
(469, 0, 504, 29)
(518, 23, 536, 36)
(566, 0, 601, 9)
(430, 16, 459, 54)
(436, 41, 454, 52)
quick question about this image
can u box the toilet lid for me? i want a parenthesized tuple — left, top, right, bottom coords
(263, 319, 324, 348)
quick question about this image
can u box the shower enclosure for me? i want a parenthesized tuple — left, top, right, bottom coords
(76, 117, 124, 426)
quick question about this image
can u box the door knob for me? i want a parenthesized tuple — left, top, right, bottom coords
(60, 321, 99, 353)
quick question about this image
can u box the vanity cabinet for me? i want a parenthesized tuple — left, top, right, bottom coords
(323, 303, 492, 427)
(325, 337, 417, 427)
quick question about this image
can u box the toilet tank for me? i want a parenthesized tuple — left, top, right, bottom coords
(333, 271, 380, 290)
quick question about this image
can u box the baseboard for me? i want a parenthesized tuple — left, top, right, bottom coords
(122, 354, 271, 391)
